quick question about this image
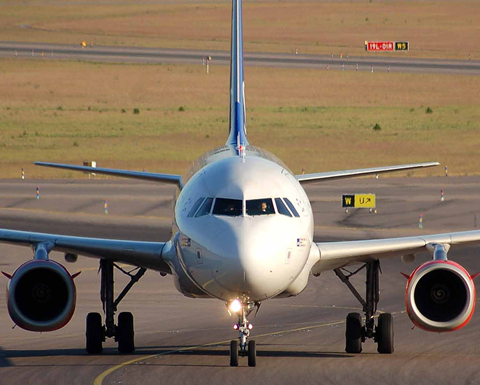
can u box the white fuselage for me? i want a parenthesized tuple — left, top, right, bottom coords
(170, 146, 314, 302)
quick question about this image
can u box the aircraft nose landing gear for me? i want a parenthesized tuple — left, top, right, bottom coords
(228, 299, 257, 367)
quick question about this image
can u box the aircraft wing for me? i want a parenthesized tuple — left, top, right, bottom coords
(296, 162, 439, 184)
(0, 229, 171, 274)
(35, 162, 183, 188)
(312, 230, 480, 274)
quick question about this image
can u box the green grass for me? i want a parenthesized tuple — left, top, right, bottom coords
(2, 103, 479, 178)
(1, 58, 479, 178)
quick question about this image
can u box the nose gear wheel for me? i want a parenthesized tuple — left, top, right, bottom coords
(229, 299, 257, 366)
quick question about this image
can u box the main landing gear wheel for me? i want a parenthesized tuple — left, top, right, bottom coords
(117, 312, 135, 354)
(248, 340, 256, 367)
(345, 313, 362, 354)
(230, 340, 239, 367)
(86, 312, 104, 354)
(335, 261, 394, 355)
(376, 313, 394, 354)
(84, 260, 147, 355)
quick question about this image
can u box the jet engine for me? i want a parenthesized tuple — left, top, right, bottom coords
(405, 260, 475, 332)
(5, 259, 77, 332)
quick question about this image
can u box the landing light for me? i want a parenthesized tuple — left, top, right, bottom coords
(229, 299, 242, 313)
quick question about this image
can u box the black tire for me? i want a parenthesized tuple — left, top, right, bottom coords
(117, 312, 135, 354)
(345, 313, 363, 354)
(248, 340, 256, 367)
(230, 340, 239, 367)
(86, 312, 104, 354)
(377, 313, 394, 354)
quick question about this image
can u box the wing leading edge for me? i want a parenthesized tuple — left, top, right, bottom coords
(0, 229, 171, 274)
(296, 162, 439, 184)
(312, 229, 480, 274)
(35, 162, 183, 188)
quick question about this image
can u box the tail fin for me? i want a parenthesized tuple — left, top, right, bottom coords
(226, 0, 249, 148)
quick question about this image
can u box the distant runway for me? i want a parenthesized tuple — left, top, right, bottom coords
(1, 41, 480, 75)
(1, 176, 480, 384)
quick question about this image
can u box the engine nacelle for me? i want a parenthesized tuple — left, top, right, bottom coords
(405, 260, 475, 332)
(6, 259, 77, 332)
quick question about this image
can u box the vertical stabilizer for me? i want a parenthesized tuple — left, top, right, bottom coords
(226, 0, 249, 147)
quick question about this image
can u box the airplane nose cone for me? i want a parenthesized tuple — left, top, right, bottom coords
(211, 216, 295, 300)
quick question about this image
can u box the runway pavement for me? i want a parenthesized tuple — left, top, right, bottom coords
(1, 176, 480, 384)
(1, 41, 480, 75)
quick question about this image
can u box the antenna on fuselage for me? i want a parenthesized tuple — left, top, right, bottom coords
(226, 0, 249, 149)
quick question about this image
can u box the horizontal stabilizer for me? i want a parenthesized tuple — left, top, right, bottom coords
(35, 162, 183, 187)
(296, 162, 439, 184)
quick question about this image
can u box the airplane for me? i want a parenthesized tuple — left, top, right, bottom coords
(1, 0, 480, 368)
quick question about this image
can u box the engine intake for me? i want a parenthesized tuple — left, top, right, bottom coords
(6, 260, 77, 332)
(405, 260, 475, 332)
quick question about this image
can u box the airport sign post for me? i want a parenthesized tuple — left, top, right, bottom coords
(342, 193, 377, 213)
(365, 41, 409, 52)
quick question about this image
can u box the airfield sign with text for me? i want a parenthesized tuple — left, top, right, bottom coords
(366, 41, 409, 52)
(342, 194, 376, 209)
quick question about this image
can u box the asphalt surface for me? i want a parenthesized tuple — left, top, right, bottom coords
(1, 176, 480, 384)
(1, 41, 480, 75)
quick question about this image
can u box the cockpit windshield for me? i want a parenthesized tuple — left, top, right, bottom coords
(212, 198, 243, 217)
(188, 197, 205, 217)
(191, 196, 299, 218)
(274, 198, 292, 217)
(195, 197, 213, 217)
(246, 198, 275, 216)
(284, 197, 300, 217)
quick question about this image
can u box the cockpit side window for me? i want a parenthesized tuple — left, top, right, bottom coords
(246, 198, 275, 216)
(213, 198, 243, 217)
(187, 197, 205, 217)
(283, 197, 300, 217)
(274, 198, 292, 217)
(195, 197, 214, 217)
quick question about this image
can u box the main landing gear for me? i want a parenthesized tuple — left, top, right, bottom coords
(334, 260, 394, 354)
(86, 259, 146, 354)
(229, 299, 257, 367)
